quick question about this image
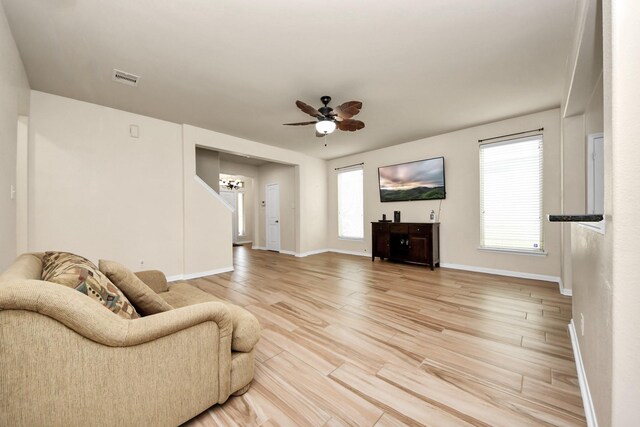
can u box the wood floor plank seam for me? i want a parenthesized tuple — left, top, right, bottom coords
(184, 247, 585, 427)
(372, 366, 494, 427)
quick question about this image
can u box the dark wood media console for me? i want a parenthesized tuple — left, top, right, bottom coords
(371, 222, 440, 270)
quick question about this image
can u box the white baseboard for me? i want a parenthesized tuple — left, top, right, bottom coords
(249, 247, 351, 258)
(568, 320, 598, 427)
(236, 240, 253, 245)
(559, 278, 573, 296)
(294, 248, 370, 258)
(166, 266, 234, 282)
(250, 246, 368, 258)
(329, 249, 370, 257)
(249, 246, 328, 257)
(295, 248, 329, 257)
(416, 261, 570, 297)
(440, 262, 561, 286)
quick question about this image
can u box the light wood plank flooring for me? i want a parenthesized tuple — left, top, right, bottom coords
(184, 246, 585, 426)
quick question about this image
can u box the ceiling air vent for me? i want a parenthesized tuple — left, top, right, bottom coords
(112, 69, 140, 87)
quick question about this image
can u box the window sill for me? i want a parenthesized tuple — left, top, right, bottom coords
(338, 237, 365, 242)
(478, 247, 548, 257)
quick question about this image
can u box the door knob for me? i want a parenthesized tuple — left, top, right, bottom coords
(275, 220, 279, 223)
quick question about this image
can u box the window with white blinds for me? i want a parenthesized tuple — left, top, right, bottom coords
(338, 167, 364, 239)
(480, 135, 544, 252)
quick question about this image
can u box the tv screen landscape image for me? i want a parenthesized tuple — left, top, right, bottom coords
(378, 157, 446, 202)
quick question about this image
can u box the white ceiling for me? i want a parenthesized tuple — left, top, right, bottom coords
(2, 0, 576, 159)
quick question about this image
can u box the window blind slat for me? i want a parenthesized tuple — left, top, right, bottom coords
(480, 136, 543, 251)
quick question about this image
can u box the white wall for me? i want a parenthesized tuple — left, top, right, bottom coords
(565, 0, 640, 425)
(183, 145, 232, 275)
(24, 91, 328, 275)
(255, 163, 296, 251)
(28, 91, 186, 275)
(560, 113, 586, 291)
(183, 124, 327, 255)
(585, 76, 604, 137)
(220, 159, 258, 179)
(0, 2, 30, 270)
(195, 147, 220, 192)
(560, 0, 604, 293)
(26, 91, 233, 277)
(561, 0, 611, 424)
(567, 79, 608, 423)
(327, 109, 562, 278)
(608, 0, 640, 424)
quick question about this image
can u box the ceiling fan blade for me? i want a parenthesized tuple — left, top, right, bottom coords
(336, 119, 365, 132)
(335, 101, 363, 119)
(283, 121, 317, 126)
(296, 100, 322, 118)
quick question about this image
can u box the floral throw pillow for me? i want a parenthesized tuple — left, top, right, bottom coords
(42, 251, 139, 320)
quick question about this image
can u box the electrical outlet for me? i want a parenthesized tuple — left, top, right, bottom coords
(139, 259, 145, 268)
(580, 313, 585, 336)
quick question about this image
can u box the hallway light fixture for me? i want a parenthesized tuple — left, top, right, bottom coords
(220, 179, 244, 190)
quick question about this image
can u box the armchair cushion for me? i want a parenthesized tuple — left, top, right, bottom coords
(99, 260, 173, 316)
(42, 252, 139, 320)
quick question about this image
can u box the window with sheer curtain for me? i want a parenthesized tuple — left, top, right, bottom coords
(480, 135, 544, 252)
(338, 167, 364, 239)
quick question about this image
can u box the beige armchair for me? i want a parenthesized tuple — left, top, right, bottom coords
(0, 253, 259, 426)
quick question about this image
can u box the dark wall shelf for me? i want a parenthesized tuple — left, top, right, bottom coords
(547, 214, 603, 222)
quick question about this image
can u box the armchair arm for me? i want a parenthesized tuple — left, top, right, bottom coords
(0, 280, 232, 347)
(134, 269, 169, 293)
(1, 280, 235, 424)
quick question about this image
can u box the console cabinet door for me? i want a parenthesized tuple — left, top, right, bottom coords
(376, 231, 390, 258)
(409, 235, 428, 263)
(372, 223, 390, 259)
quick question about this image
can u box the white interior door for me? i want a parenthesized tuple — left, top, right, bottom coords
(266, 184, 280, 251)
(220, 190, 237, 244)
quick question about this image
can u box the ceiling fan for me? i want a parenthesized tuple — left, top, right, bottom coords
(284, 96, 365, 137)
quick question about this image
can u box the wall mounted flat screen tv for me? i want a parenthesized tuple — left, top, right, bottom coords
(378, 157, 446, 202)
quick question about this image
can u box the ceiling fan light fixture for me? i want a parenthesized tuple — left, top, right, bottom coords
(284, 97, 363, 137)
(315, 119, 336, 135)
